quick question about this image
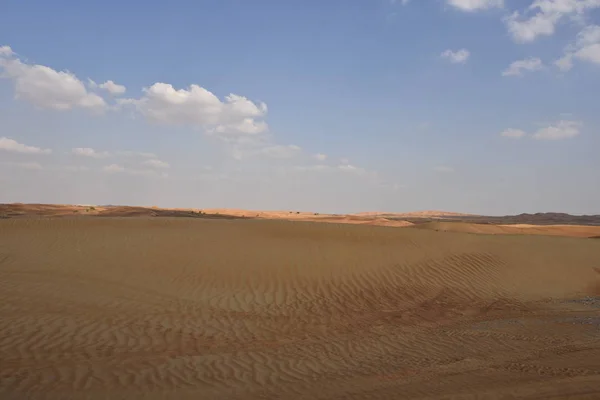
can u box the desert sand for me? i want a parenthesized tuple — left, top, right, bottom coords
(412, 221, 600, 238)
(1, 213, 600, 399)
(3, 203, 600, 237)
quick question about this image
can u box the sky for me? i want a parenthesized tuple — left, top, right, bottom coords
(1, 0, 599, 215)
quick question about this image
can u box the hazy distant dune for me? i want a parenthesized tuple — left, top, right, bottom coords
(411, 221, 600, 238)
(2, 204, 600, 237)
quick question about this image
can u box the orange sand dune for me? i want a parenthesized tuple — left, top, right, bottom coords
(2, 217, 600, 399)
(4, 204, 600, 236)
(353, 210, 477, 218)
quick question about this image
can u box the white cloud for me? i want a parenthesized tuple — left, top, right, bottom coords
(72, 148, 161, 161)
(293, 164, 330, 172)
(119, 83, 268, 137)
(555, 25, 600, 70)
(102, 163, 167, 177)
(447, 0, 504, 11)
(213, 118, 269, 136)
(0, 137, 52, 154)
(72, 147, 110, 158)
(502, 57, 544, 76)
(91, 80, 126, 95)
(0, 46, 14, 57)
(314, 153, 327, 161)
(142, 159, 170, 169)
(259, 144, 302, 159)
(338, 164, 368, 175)
(441, 49, 470, 64)
(555, 54, 575, 70)
(500, 128, 527, 138)
(505, 12, 559, 43)
(103, 164, 125, 173)
(0, 46, 107, 112)
(116, 150, 157, 158)
(505, 0, 600, 43)
(532, 120, 582, 140)
(293, 163, 370, 176)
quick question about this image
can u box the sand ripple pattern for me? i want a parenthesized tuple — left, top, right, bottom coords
(1, 218, 600, 399)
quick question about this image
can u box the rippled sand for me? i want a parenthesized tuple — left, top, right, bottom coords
(1, 218, 600, 399)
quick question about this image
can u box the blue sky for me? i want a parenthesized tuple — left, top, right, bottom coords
(1, 0, 599, 215)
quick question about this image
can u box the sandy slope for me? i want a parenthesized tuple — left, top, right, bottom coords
(1, 218, 600, 399)
(4, 204, 600, 236)
(412, 221, 600, 238)
(352, 210, 476, 217)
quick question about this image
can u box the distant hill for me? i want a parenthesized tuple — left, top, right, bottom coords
(1, 204, 599, 226)
(402, 212, 600, 226)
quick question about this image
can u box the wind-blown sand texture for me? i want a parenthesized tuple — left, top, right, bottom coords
(411, 221, 600, 238)
(1, 217, 600, 399)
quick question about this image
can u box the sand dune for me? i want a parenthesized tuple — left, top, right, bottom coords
(352, 210, 476, 218)
(1, 217, 600, 399)
(412, 221, 600, 238)
(5, 204, 600, 236)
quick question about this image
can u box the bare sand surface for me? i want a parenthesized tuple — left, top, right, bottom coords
(4, 204, 600, 237)
(1, 217, 600, 399)
(412, 221, 600, 238)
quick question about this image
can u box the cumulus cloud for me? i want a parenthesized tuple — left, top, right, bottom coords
(314, 153, 327, 161)
(505, 0, 600, 43)
(142, 159, 170, 169)
(555, 25, 600, 70)
(259, 144, 302, 159)
(89, 79, 126, 95)
(293, 164, 330, 172)
(0, 137, 52, 154)
(338, 164, 368, 175)
(72, 148, 161, 161)
(102, 163, 167, 177)
(500, 121, 581, 140)
(0, 46, 14, 57)
(500, 128, 527, 138)
(447, 0, 504, 11)
(0, 46, 107, 113)
(103, 164, 125, 173)
(502, 57, 544, 76)
(294, 163, 369, 176)
(532, 120, 582, 140)
(119, 83, 268, 137)
(116, 150, 157, 158)
(72, 147, 110, 158)
(227, 141, 302, 161)
(440, 49, 470, 64)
